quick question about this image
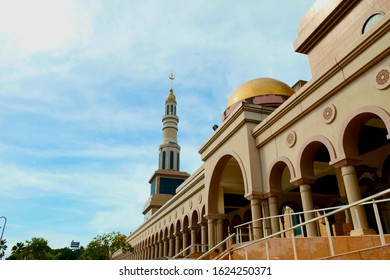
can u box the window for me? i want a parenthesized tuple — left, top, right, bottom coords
(170, 151, 174, 169)
(162, 151, 166, 169)
(362, 13, 384, 34)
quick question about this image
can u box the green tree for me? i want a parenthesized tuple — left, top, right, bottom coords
(0, 239, 7, 259)
(24, 237, 53, 260)
(7, 238, 52, 260)
(7, 242, 25, 260)
(52, 246, 84, 260)
(80, 232, 132, 260)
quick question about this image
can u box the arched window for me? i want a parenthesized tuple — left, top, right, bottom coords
(362, 12, 384, 34)
(162, 151, 166, 169)
(170, 151, 174, 169)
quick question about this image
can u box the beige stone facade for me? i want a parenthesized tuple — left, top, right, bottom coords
(113, 0, 390, 260)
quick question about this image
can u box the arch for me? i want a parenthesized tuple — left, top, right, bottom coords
(207, 152, 249, 215)
(338, 105, 390, 159)
(175, 219, 181, 235)
(182, 215, 190, 232)
(158, 230, 163, 242)
(200, 205, 207, 226)
(163, 227, 169, 240)
(169, 223, 175, 237)
(190, 209, 200, 227)
(296, 135, 337, 180)
(268, 156, 295, 192)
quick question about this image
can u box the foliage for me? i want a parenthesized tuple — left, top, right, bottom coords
(79, 232, 133, 260)
(0, 239, 7, 259)
(6, 238, 52, 260)
(5, 232, 130, 260)
(6, 238, 83, 260)
(52, 246, 84, 260)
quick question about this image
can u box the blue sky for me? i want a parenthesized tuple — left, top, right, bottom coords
(0, 0, 315, 257)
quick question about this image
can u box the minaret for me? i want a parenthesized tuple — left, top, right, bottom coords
(159, 73, 181, 171)
(142, 73, 190, 220)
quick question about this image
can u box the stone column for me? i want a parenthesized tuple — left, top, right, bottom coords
(150, 244, 154, 260)
(159, 241, 163, 258)
(216, 218, 224, 244)
(261, 199, 271, 237)
(163, 239, 168, 257)
(200, 222, 208, 252)
(182, 231, 189, 256)
(190, 226, 198, 253)
(207, 217, 215, 249)
(268, 194, 281, 235)
(247, 195, 263, 240)
(168, 236, 175, 257)
(341, 165, 373, 235)
(175, 233, 181, 256)
(300, 183, 319, 237)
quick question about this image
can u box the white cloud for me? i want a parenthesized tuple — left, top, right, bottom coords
(0, 0, 316, 255)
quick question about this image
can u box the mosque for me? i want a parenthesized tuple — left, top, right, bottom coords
(113, 0, 390, 260)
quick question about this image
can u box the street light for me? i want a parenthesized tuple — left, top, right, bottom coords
(0, 216, 7, 259)
(0, 216, 6, 241)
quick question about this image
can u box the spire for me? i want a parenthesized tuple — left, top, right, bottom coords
(159, 73, 180, 170)
(167, 72, 176, 101)
(169, 72, 175, 90)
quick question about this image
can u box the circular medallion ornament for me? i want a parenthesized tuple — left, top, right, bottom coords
(374, 65, 390, 89)
(286, 130, 296, 148)
(323, 104, 336, 124)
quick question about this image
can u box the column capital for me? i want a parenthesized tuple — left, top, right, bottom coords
(330, 156, 361, 168)
(263, 191, 281, 199)
(189, 225, 200, 230)
(245, 192, 264, 200)
(204, 214, 226, 220)
(290, 176, 315, 185)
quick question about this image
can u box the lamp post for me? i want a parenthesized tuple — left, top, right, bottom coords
(0, 216, 7, 260)
(0, 216, 6, 241)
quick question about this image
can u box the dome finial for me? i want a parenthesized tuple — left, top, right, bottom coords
(169, 72, 175, 90)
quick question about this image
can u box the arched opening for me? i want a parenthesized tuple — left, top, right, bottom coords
(298, 139, 343, 236)
(280, 202, 303, 237)
(190, 210, 201, 253)
(342, 109, 390, 233)
(269, 159, 295, 193)
(208, 154, 249, 245)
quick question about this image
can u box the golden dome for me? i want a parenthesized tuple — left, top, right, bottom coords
(166, 88, 176, 101)
(226, 77, 294, 108)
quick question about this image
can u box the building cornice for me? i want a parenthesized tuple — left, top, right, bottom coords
(294, 0, 359, 54)
(198, 103, 274, 161)
(253, 15, 390, 148)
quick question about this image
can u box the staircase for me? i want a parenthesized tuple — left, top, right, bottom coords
(217, 235, 390, 260)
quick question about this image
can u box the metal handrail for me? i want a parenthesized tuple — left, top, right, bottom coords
(197, 233, 236, 260)
(218, 187, 390, 260)
(172, 243, 206, 259)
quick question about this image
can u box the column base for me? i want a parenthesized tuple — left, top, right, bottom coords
(350, 228, 377, 236)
